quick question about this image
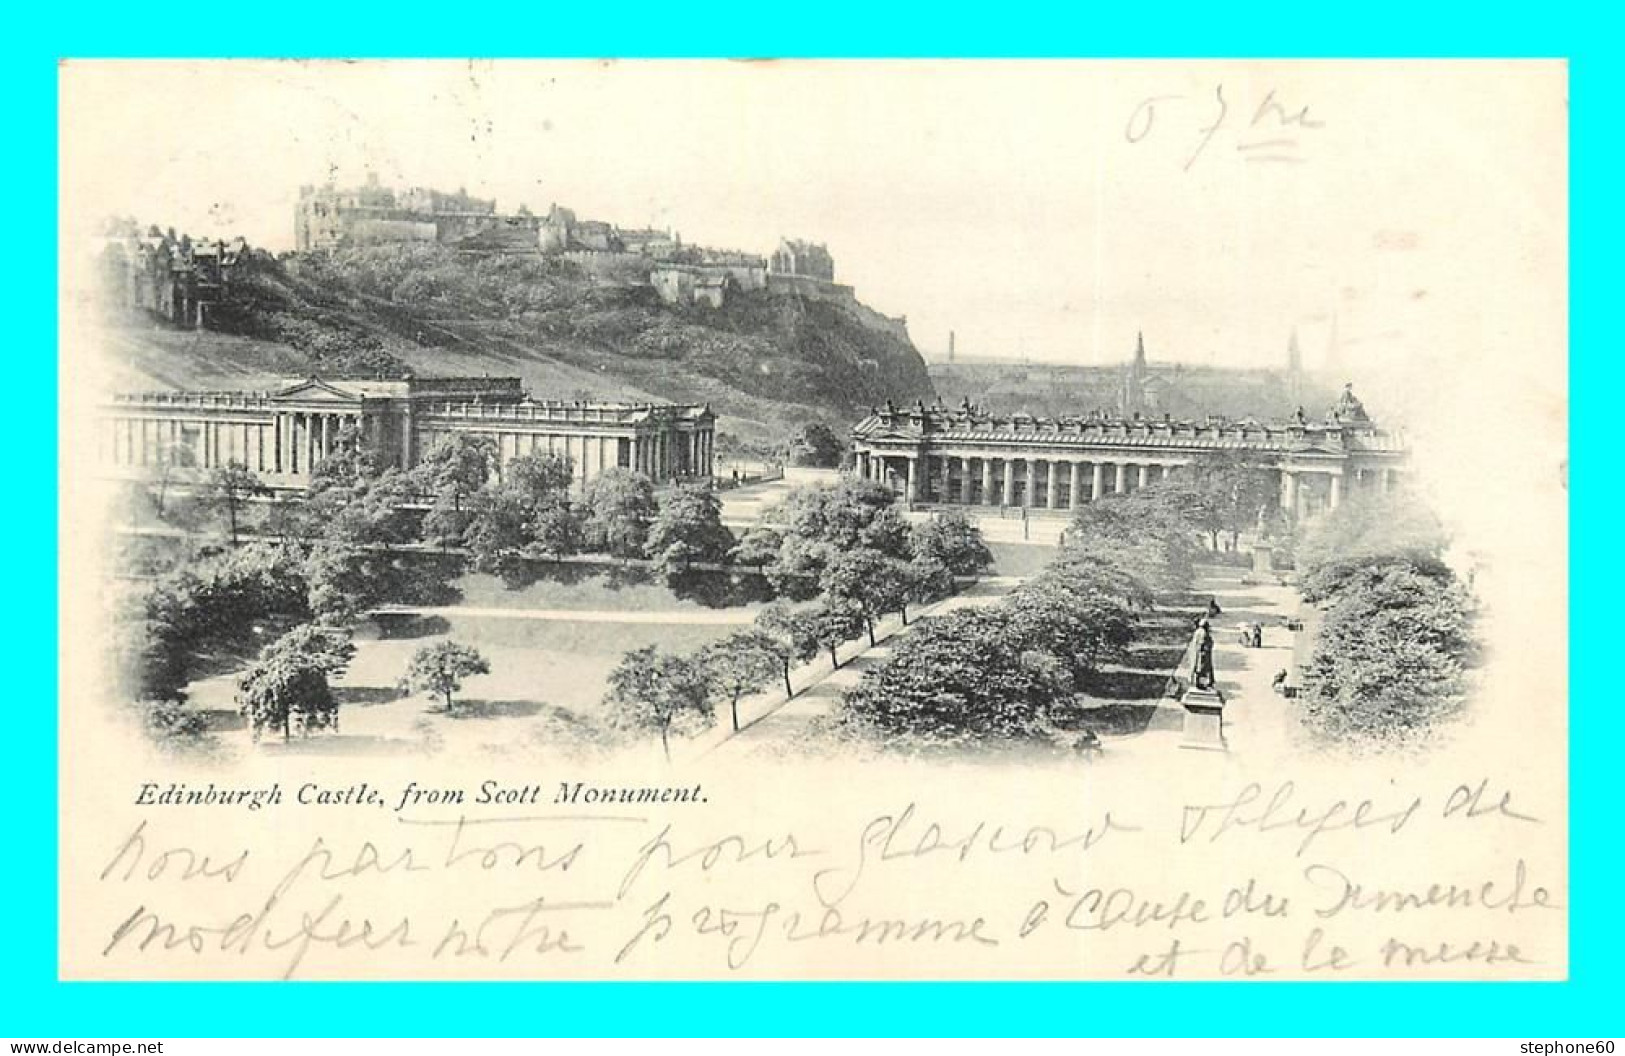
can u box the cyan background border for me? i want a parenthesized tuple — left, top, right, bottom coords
(10, 3, 1605, 1036)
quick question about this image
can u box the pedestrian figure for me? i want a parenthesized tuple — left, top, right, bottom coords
(1272, 669, 1289, 693)
(1206, 597, 1222, 618)
(1252, 623, 1264, 648)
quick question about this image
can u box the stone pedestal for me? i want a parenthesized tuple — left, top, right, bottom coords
(1179, 686, 1227, 751)
(1252, 543, 1273, 575)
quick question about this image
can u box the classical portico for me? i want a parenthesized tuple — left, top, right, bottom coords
(850, 387, 1406, 516)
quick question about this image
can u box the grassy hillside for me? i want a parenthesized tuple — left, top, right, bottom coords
(101, 245, 935, 453)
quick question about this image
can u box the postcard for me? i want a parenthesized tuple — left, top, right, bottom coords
(57, 58, 1568, 980)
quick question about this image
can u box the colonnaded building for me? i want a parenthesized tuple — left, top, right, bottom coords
(97, 375, 716, 491)
(850, 385, 1406, 519)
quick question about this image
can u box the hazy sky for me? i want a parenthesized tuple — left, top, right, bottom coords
(60, 60, 1565, 385)
(58, 59, 1567, 576)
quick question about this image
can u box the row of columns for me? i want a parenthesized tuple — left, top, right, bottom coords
(630, 428, 714, 482)
(860, 450, 1402, 512)
(105, 413, 718, 491)
(869, 453, 1177, 509)
(424, 427, 714, 489)
(457, 429, 618, 491)
(273, 411, 359, 477)
(1281, 466, 1396, 514)
(104, 414, 359, 477)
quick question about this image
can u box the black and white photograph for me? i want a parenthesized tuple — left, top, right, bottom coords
(56, 59, 1568, 982)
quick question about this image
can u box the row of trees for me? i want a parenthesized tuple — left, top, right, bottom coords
(828, 462, 1228, 747)
(598, 479, 998, 758)
(265, 429, 750, 601)
(731, 477, 994, 638)
(834, 559, 1140, 746)
(1294, 491, 1478, 750)
(1062, 451, 1293, 583)
(127, 437, 1261, 754)
(129, 437, 986, 751)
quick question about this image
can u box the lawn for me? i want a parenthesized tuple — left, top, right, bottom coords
(178, 564, 755, 758)
(453, 566, 773, 612)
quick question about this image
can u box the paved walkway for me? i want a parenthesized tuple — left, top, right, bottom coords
(1200, 568, 1305, 757)
(1013, 565, 1307, 773)
(681, 561, 1307, 764)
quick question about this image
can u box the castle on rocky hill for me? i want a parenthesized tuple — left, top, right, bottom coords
(292, 176, 907, 336)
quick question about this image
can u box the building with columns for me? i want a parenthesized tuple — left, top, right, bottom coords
(849, 385, 1406, 519)
(98, 375, 715, 492)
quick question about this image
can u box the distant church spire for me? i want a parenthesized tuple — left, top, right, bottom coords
(1287, 328, 1304, 405)
(1122, 331, 1149, 415)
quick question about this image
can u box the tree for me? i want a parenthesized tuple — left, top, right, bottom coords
(754, 601, 821, 696)
(402, 640, 491, 715)
(308, 420, 380, 498)
(129, 543, 312, 703)
(273, 622, 358, 676)
(525, 497, 585, 562)
(463, 485, 533, 574)
(836, 607, 1067, 745)
(766, 533, 832, 601)
(1133, 455, 1275, 554)
(1064, 484, 1201, 595)
(303, 540, 384, 622)
(1003, 572, 1136, 681)
(807, 595, 867, 668)
(459, 452, 583, 568)
(699, 630, 784, 731)
(1297, 490, 1451, 602)
(236, 623, 355, 743)
(504, 452, 576, 506)
(909, 554, 956, 605)
(857, 504, 915, 561)
(730, 525, 783, 569)
(199, 461, 268, 545)
(421, 501, 472, 551)
(788, 422, 845, 468)
(910, 509, 994, 576)
(603, 646, 715, 760)
(821, 548, 917, 644)
(779, 477, 906, 556)
(152, 438, 198, 518)
(412, 434, 497, 546)
(410, 433, 498, 513)
(1299, 563, 1475, 748)
(582, 468, 658, 559)
(645, 480, 736, 576)
(319, 467, 419, 549)
(134, 698, 211, 753)
(763, 478, 913, 597)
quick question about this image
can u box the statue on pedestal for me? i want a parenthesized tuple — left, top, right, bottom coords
(1194, 618, 1216, 691)
(1179, 617, 1226, 751)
